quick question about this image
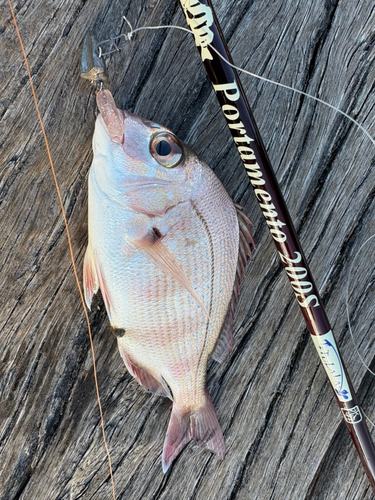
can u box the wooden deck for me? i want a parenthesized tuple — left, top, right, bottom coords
(1, 1, 375, 498)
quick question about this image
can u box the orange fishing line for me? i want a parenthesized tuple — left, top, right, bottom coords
(7, 1, 116, 498)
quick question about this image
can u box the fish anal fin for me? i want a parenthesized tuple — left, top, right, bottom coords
(138, 229, 209, 317)
(212, 204, 254, 364)
(162, 391, 224, 473)
(83, 246, 99, 309)
(118, 345, 172, 400)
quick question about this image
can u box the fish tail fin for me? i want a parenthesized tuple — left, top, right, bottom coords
(190, 391, 225, 460)
(162, 391, 224, 473)
(162, 405, 191, 473)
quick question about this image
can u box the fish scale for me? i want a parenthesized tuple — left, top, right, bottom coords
(84, 89, 252, 471)
(119, 209, 217, 402)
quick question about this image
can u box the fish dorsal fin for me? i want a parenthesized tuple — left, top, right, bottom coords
(211, 203, 254, 363)
(118, 344, 173, 400)
(211, 306, 234, 363)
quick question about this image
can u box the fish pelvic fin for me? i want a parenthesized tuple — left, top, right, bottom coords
(83, 245, 99, 309)
(162, 391, 224, 473)
(83, 246, 113, 322)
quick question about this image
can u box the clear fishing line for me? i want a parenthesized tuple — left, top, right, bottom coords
(98, 17, 375, 148)
(7, 4, 375, 492)
(99, 16, 375, 422)
(346, 235, 375, 428)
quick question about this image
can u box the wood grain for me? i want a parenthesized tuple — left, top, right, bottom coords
(1, 0, 375, 498)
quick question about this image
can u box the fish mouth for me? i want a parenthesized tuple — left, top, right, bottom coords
(96, 92, 125, 144)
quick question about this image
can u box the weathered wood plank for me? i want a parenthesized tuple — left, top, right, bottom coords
(1, 1, 375, 499)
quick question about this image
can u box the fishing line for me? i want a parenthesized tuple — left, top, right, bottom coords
(100, 17, 375, 418)
(7, 1, 117, 498)
(346, 234, 375, 428)
(8, 0, 375, 484)
(98, 17, 375, 148)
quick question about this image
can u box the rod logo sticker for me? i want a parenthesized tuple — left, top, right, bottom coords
(341, 406, 362, 424)
(312, 331, 352, 402)
(181, 1, 214, 60)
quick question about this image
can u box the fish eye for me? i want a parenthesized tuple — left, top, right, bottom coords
(150, 133, 183, 168)
(155, 140, 171, 156)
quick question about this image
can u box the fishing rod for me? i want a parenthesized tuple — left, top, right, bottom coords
(177, 0, 375, 491)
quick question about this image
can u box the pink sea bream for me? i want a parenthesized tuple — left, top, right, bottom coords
(83, 90, 253, 472)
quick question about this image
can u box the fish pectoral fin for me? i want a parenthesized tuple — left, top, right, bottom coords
(162, 390, 225, 473)
(137, 229, 209, 317)
(83, 245, 99, 309)
(118, 345, 173, 400)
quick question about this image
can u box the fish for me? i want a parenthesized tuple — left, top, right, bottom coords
(83, 89, 253, 472)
